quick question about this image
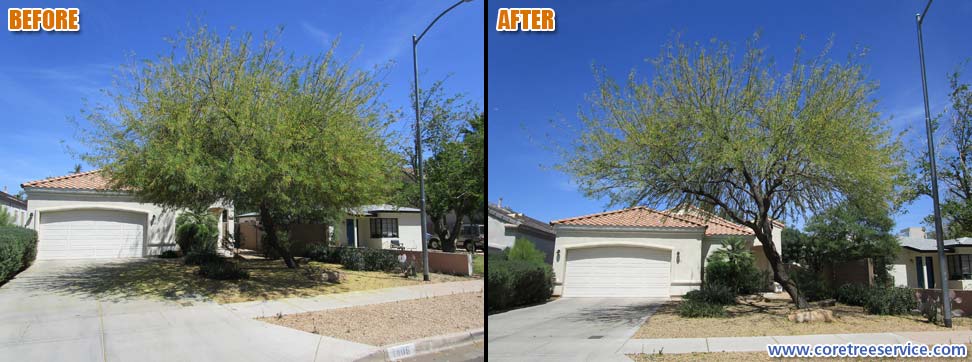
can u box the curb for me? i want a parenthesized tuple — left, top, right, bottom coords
(356, 328, 484, 361)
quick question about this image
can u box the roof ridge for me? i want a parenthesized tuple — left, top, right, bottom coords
(22, 169, 102, 187)
(551, 206, 705, 227)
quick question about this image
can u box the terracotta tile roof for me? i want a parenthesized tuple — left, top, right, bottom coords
(21, 170, 117, 191)
(551, 206, 705, 229)
(666, 206, 753, 236)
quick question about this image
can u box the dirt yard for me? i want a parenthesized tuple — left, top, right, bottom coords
(258, 291, 484, 346)
(635, 299, 971, 339)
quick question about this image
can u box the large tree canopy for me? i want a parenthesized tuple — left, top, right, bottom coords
(79, 27, 398, 268)
(559, 33, 906, 308)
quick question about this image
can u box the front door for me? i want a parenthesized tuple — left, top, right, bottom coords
(346, 219, 356, 246)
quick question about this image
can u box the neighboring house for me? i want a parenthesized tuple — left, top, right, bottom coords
(550, 205, 784, 298)
(334, 205, 423, 250)
(487, 201, 556, 264)
(892, 226, 972, 291)
(0, 189, 28, 227)
(21, 170, 234, 260)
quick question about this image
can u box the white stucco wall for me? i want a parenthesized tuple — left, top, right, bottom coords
(25, 189, 233, 256)
(487, 215, 514, 251)
(552, 228, 705, 296)
(1, 203, 29, 227)
(332, 212, 423, 251)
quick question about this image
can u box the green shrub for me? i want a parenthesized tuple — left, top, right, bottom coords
(487, 259, 553, 312)
(704, 237, 768, 295)
(0, 226, 38, 284)
(835, 283, 869, 306)
(506, 238, 546, 266)
(197, 259, 249, 280)
(158, 250, 180, 259)
(175, 210, 219, 254)
(685, 283, 736, 305)
(308, 247, 400, 272)
(306, 244, 340, 263)
(790, 267, 832, 302)
(184, 252, 224, 266)
(0, 211, 12, 226)
(864, 287, 916, 315)
(677, 300, 727, 318)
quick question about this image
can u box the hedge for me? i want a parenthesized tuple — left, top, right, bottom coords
(0, 226, 38, 284)
(487, 259, 552, 312)
(305, 245, 400, 272)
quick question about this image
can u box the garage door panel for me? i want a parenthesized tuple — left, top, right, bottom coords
(38, 209, 145, 260)
(564, 246, 671, 298)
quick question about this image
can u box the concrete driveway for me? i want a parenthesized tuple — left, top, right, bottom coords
(487, 297, 662, 361)
(0, 259, 374, 361)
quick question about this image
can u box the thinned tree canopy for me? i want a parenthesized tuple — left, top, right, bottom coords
(79, 26, 397, 226)
(561, 33, 906, 226)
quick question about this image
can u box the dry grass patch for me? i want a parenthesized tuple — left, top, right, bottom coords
(628, 346, 972, 362)
(259, 292, 484, 346)
(39, 258, 470, 304)
(636, 299, 972, 339)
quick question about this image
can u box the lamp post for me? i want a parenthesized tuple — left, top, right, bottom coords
(413, 0, 474, 281)
(916, 0, 952, 328)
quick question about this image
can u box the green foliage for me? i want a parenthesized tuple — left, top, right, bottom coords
(506, 238, 546, 266)
(77, 26, 398, 267)
(790, 267, 832, 302)
(835, 283, 869, 306)
(158, 250, 180, 259)
(307, 246, 399, 272)
(0, 211, 11, 227)
(197, 259, 250, 280)
(183, 252, 224, 266)
(677, 300, 727, 318)
(801, 201, 899, 279)
(0, 226, 37, 284)
(175, 210, 219, 255)
(486, 258, 553, 313)
(705, 237, 767, 295)
(863, 287, 916, 315)
(684, 284, 736, 305)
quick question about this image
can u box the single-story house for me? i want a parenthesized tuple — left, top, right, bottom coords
(333, 205, 423, 250)
(487, 201, 556, 264)
(21, 170, 234, 260)
(0, 189, 28, 227)
(892, 226, 972, 291)
(550, 205, 783, 298)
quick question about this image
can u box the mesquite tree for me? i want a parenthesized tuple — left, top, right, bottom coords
(560, 34, 905, 308)
(79, 27, 397, 268)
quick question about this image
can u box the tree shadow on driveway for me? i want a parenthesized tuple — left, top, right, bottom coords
(569, 301, 660, 325)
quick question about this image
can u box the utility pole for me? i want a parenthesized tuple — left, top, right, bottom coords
(916, 0, 952, 328)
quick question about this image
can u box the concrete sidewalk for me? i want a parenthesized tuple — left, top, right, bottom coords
(221, 279, 484, 318)
(621, 330, 972, 355)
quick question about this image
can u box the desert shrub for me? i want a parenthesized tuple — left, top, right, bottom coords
(685, 283, 736, 305)
(864, 287, 916, 315)
(175, 210, 219, 254)
(184, 251, 224, 266)
(0, 211, 11, 226)
(158, 250, 180, 259)
(360, 248, 399, 271)
(487, 258, 553, 312)
(309, 247, 399, 272)
(306, 244, 340, 263)
(835, 283, 869, 306)
(704, 237, 768, 295)
(790, 267, 832, 302)
(677, 300, 727, 318)
(0, 226, 37, 284)
(506, 238, 546, 266)
(197, 259, 249, 280)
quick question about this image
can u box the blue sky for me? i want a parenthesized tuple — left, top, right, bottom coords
(0, 0, 483, 194)
(488, 0, 972, 231)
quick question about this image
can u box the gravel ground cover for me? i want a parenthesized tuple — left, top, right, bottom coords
(258, 292, 484, 346)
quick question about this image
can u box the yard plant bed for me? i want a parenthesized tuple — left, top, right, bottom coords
(636, 300, 972, 339)
(49, 258, 469, 304)
(258, 291, 484, 346)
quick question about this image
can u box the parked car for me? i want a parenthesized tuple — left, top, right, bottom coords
(426, 224, 484, 252)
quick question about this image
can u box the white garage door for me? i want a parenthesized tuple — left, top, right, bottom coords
(38, 209, 146, 260)
(564, 246, 671, 298)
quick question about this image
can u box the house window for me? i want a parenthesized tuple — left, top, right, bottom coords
(370, 218, 398, 238)
(947, 254, 972, 280)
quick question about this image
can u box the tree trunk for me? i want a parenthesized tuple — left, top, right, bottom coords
(259, 204, 298, 269)
(755, 224, 809, 308)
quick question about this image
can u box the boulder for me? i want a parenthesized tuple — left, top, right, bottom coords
(787, 309, 835, 323)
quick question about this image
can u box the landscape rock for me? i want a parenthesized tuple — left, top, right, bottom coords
(787, 308, 835, 323)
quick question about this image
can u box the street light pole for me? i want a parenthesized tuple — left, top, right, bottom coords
(916, 0, 952, 328)
(413, 0, 474, 281)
